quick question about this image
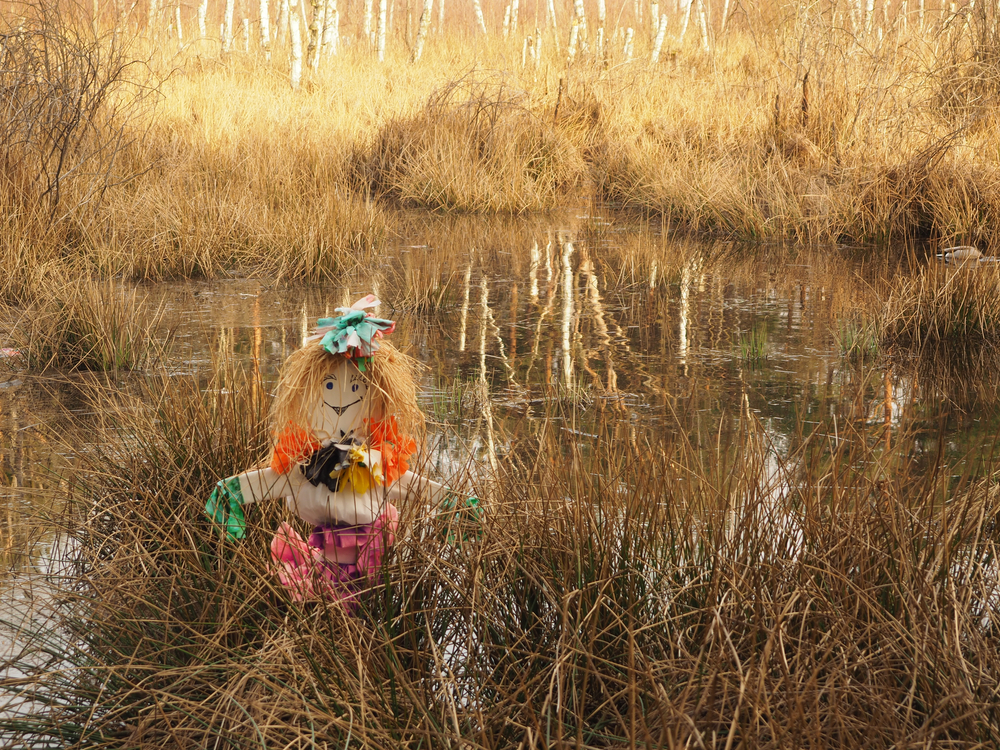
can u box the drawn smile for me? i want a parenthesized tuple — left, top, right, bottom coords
(327, 398, 363, 416)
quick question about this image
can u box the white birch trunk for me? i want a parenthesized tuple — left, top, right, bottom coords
(918, 0, 924, 31)
(242, 17, 250, 51)
(299, 0, 309, 41)
(377, 0, 387, 60)
(650, 0, 658, 40)
(597, 0, 605, 54)
(260, 0, 271, 57)
(697, 0, 708, 50)
(364, 0, 374, 42)
(511, 0, 518, 34)
(411, 0, 432, 61)
(322, 3, 339, 56)
(567, 18, 579, 63)
(290, 0, 303, 86)
(651, 12, 666, 60)
(276, 0, 289, 42)
(222, 0, 235, 51)
(503, 3, 511, 36)
(175, 5, 183, 46)
(535, 26, 542, 65)
(573, 0, 586, 38)
(865, 0, 874, 30)
(198, 0, 208, 37)
(308, 0, 323, 69)
(680, 0, 692, 42)
(624, 25, 634, 58)
(437, 0, 444, 32)
(472, 0, 487, 34)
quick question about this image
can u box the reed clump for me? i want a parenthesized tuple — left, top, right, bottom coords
(2, 368, 1000, 746)
(350, 78, 586, 213)
(881, 264, 1000, 350)
(3, 275, 166, 372)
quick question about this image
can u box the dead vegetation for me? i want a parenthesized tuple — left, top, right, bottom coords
(2, 365, 999, 747)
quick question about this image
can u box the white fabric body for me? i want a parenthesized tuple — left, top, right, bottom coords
(236, 464, 448, 526)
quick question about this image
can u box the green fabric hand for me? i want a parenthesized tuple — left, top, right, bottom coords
(438, 493, 483, 545)
(205, 476, 247, 541)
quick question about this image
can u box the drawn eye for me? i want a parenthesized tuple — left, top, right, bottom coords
(326, 382, 334, 390)
(352, 384, 359, 392)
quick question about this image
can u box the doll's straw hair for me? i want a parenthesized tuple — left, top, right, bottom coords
(270, 340, 424, 441)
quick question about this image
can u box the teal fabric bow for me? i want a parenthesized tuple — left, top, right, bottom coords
(316, 308, 396, 359)
(205, 476, 247, 541)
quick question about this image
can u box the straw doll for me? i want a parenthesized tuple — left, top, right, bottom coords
(205, 295, 449, 603)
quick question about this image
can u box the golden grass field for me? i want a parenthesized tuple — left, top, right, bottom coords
(4, 0, 1000, 295)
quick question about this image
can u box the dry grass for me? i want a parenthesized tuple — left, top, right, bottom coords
(881, 263, 1000, 351)
(2, 273, 166, 372)
(350, 76, 586, 212)
(2, 363, 1000, 747)
(7, 1, 1000, 292)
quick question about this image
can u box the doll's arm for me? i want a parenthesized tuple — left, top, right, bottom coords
(384, 471, 483, 542)
(206, 467, 302, 540)
(384, 470, 451, 505)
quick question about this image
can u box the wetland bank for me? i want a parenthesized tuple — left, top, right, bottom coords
(5, 0, 1000, 746)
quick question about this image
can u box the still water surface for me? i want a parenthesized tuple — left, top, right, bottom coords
(3, 214, 999, 574)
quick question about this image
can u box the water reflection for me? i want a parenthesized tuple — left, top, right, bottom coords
(3, 214, 1000, 571)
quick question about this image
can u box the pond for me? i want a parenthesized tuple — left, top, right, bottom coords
(2, 211, 999, 575)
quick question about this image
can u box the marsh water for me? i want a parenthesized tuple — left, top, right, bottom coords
(3, 212, 1000, 575)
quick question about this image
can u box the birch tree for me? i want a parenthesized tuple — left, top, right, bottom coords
(290, 0, 303, 86)
(411, 0, 433, 61)
(364, 0, 374, 42)
(322, 0, 339, 57)
(276, 0, 289, 42)
(547, 0, 559, 49)
(222, 0, 235, 52)
(377, 0, 387, 60)
(572, 0, 586, 39)
(308, 0, 324, 69)
(472, 0, 487, 35)
(651, 13, 667, 61)
(260, 0, 271, 58)
(198, 0, 208, 37)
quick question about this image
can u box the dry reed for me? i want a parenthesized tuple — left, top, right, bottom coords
(2, 362, 999, 747)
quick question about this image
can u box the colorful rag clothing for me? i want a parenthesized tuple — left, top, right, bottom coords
(269, 504, 399, 606)
(366, 416, 417, 485)
(270, 424, 322, 474)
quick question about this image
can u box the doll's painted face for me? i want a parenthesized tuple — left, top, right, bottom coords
(308, 358, 370, 440)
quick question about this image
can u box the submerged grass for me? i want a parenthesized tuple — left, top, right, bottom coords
(2, 363, 1000, 747)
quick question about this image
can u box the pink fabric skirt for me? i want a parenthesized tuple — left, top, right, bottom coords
(269, 504, 399, 605)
